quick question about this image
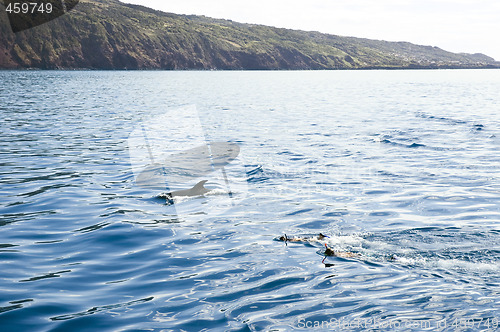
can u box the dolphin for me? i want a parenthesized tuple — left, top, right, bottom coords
(276, 233, 329, 243)
(158, 180, 211, 203)
(323, 244, 359, 258)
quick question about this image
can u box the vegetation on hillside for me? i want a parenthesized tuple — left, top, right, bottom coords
(1, 0, 498, 69)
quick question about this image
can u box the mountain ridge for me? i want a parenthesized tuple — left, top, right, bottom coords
(1, 0, 499, 70)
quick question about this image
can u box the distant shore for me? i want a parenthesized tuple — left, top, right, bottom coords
(1, 0, 499, 70)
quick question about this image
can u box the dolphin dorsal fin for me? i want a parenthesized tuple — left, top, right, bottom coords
(191, 180, 209, 195)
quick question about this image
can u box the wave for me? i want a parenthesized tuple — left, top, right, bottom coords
(416, 111, 487, 133)
(379, 138, 427, 149)
(415, 111, 468, 125)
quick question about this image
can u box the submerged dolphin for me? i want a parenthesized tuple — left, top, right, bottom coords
(158, 180, 211, 203)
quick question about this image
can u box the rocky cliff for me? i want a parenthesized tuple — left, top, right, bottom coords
(1, 0, 498, 70)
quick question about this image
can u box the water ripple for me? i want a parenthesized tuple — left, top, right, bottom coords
(1, 70, 499, 331)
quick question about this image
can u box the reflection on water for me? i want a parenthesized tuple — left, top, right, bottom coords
(0, 70, 499, 331)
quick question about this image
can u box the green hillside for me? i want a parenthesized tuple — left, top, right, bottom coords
(1, 0, 498, 69)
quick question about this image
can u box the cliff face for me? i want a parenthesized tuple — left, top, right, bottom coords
(1, 0, 498, 70)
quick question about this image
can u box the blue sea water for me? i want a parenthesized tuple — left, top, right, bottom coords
(0, 69, 499, 331)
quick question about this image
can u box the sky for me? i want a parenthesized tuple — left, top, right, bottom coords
(121, 0, 500, 61)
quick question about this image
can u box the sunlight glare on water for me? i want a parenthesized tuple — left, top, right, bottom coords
(0, 69, 499, 331)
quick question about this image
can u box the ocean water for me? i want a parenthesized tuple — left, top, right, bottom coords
(0, 69, 499, 331)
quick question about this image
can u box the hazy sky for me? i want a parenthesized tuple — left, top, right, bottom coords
(121, 0, 500, 61)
